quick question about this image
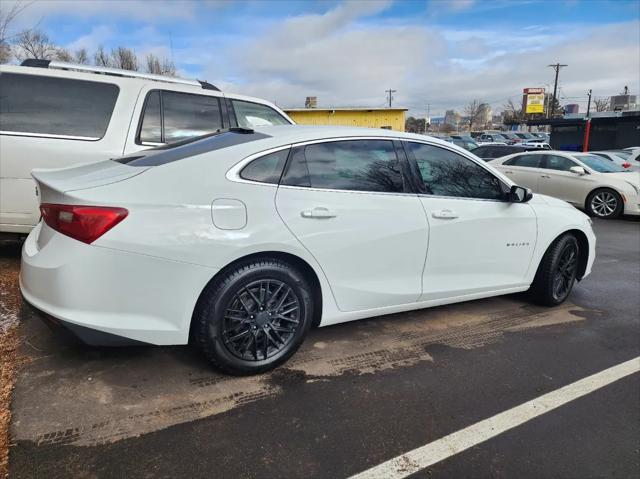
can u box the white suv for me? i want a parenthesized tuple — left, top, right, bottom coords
(0, 60, 294, 234)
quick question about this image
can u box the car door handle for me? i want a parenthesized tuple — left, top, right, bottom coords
(301, 207, 336, 219)
(504, 170, 513, 175)
(540, 174, 551, 178)
(432, 209, 458, 219)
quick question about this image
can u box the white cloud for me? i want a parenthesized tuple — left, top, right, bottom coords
(207, 7, 639, 117)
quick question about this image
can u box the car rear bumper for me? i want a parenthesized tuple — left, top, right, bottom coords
(20, 223, 217, 346)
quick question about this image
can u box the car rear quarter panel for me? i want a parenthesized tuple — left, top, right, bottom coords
(66, 154, 342, 327)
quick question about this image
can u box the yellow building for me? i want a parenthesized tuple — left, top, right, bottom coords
(284, 107, 408, 132)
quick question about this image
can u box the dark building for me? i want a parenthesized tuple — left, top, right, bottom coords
(528, 112, 640, 151)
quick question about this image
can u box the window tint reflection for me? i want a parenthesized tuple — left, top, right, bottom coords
(299, 140, 404, 193)
(407, 142, 504, 200)
(0, 73, 118, 139)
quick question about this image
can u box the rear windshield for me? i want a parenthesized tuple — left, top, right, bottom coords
(0, 72, 119, 140)
(116, 129, 271, 166)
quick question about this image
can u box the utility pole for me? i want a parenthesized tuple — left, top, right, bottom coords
(426, 103, 430, 133)
(548, 63, 567, 117)
(586, 89, 592, 118)
(385, 89, 396, 108)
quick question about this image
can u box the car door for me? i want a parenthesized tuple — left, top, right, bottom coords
(499, 154, 543, 191)
(275, 139, 427, 312)
(537, 154, 594, 206)
(403, 141, 537, 300)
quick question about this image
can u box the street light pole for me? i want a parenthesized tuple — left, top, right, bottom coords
(548, 63, 567, 117)
(586, 89, 592, 118)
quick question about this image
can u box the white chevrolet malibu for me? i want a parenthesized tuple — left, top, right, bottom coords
(21, 126, 596, 374)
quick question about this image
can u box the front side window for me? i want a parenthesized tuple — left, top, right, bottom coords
(282, 140, 405, 193)
(504, 154, 541, 168)
(0, 72, 119, 139)
(541, 155, 576, 171)
(232, 100, 290, 128)
(406, 142, 504, 200)
(240, 149, 290, 184)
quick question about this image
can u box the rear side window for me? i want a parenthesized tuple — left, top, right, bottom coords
(0, 72, 119, 139)
(405, 142, 504, 200)
(232, 99, 290, 128)
(504, 154, 541, 167)
(240, 149, 289, 184)
(138, 90, 223, 144)
(282, 140, 404, 193)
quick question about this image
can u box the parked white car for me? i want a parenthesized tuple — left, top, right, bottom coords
(520, 139, 551, 149)
(21, 126, 595, 374)
(490, 150, 640, 219)
(0, 60, 294, 235)
(590, 151, 638, 171)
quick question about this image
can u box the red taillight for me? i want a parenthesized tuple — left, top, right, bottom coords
(622, 162, 631, 168)
(40, 203, 128, 244)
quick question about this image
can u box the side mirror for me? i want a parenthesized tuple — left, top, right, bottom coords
(509, 185, 533, 203)
(569, 166, 587, 175)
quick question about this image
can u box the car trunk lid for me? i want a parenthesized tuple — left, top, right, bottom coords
(32, 160, 151, 205)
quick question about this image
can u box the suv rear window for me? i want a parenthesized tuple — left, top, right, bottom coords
(0, 73, 119, 139)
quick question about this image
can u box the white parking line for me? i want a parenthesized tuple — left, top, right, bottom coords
(349, 356, 640, 479)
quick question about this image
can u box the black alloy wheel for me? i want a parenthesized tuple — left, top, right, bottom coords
(193, 258, 313, 375)
(529, 233, 580, 306)
(222, 279, 301, 361)
(551, 239, 578, 303)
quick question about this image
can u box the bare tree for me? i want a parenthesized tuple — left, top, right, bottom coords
(594, 98, 610, 112)
(0, 0, 31, 63)
(464, 99, 482, 130)
(54, 47, 73, 62)
(14, 29, 58, 60)
(145, 53, 176, 76)
(502, 98, 524, 124)
(75, 47, 89, 64)
(94, 45, 111, 66)
(110, 46, 138, 71)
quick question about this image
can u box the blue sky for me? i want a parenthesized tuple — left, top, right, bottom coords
(5, 0, 640, 116)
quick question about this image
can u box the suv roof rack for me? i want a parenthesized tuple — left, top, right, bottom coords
(19, 59, 220, 91)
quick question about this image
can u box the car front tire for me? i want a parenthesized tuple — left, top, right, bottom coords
(193, 258, 314, 375)
(586, 188, 623, 219)
(529, 233, 580, 306)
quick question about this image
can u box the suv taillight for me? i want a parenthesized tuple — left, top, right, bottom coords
(40, 203, 128, 244)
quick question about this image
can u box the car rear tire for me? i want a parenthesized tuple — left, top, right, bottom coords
(529, 233, 580, 306)
(192, 258, 314, 375)
(586, 188, 623, 219)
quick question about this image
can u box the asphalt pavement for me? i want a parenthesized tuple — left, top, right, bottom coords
(3, 217, 639, 479)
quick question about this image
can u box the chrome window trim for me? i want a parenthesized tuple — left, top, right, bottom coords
(0, 130, 101, 141)
(278, 184, 418, 198)
(226, 135, 513, 197)
(226, 144, 293, 186)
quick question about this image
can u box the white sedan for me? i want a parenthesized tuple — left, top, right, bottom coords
(490, 150, 640, 219)
(21, 126, 596, 374)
